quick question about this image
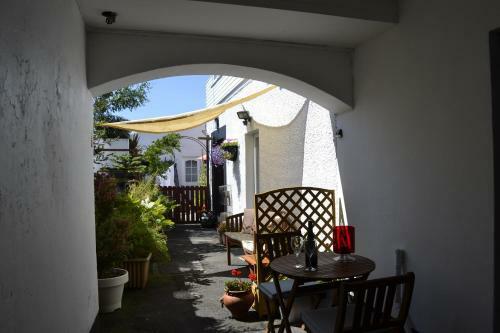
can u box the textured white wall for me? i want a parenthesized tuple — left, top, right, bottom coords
(207, 79, 340, 214)
(337, 0, 497, 331)
(0, 1, 98, 331)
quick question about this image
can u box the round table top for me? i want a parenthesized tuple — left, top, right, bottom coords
(270, 253, 375, 281)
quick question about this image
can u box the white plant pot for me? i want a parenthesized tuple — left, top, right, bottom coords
(98, 268, 129, 313)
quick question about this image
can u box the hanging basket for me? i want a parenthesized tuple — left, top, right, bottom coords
(211, 145, 225, 167)
(222, 146, 238, 161)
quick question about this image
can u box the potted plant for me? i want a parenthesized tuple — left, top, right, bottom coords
(200, 210, 217, 228)
(221, 139, 239, 161)
(94, 174, 130, 313)
(123, 179, 173, 288)
(220, 269, 256, 319)
(217, 221, 228, 245)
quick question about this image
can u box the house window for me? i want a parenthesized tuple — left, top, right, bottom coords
(185, 160, 198, 183)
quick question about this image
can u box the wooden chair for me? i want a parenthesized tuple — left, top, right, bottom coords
(254, 187, 336, 252)
(301, 272, 415, 333)
(223, 212, 253, 265)
(253, 187, 336, 321)
(255, 232, 334, 332)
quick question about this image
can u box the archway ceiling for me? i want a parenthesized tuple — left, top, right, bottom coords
(77, 0, 396, 47)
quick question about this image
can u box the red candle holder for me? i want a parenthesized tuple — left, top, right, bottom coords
(333, 226, 355, 262)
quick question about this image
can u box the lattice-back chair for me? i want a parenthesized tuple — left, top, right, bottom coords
(302, 273, 416, 333)
(255, 187, 335, 252)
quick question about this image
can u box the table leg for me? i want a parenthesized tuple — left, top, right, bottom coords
(272, 272, 300, 333)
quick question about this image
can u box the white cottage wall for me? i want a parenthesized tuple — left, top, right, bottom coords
(206, 79, 340, 214)
(0, 0, 98, 332)
(138, 126, 205, 186)
(336, 0, 498, 331)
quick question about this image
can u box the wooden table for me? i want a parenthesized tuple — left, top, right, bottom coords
(270, 253, 375, 333)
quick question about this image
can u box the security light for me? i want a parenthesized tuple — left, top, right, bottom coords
(102, 11, 117, 25)
(237, 110, 251, 126)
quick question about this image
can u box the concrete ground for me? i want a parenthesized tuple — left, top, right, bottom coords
(91, 224, 268, 333)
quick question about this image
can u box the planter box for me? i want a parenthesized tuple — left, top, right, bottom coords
(122, 253, 152, 289)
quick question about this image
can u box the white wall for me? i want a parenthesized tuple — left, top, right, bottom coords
(336, 0, 498, 331)
(207, 79, 341, 215)
(138, 126, 205, 186)
(0, 1, 98, 332)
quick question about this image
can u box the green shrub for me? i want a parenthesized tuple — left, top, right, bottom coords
(128, 178, 176, 231)
(126, 178, 175, 260)
(94, 174, 174, 277)
(94, 174, 134, 278)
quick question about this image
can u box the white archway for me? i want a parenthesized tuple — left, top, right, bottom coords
(86, 30, 354, 113)
(90, 64, 349, 113)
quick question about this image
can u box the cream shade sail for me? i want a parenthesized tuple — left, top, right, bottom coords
(101, 85, 277, 134)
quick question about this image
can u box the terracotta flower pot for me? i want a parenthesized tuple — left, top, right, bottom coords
(220, 289, 254, 319)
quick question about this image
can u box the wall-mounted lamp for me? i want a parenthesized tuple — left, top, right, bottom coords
(102, 11, 117, 25)
(237, 110, 252, 126)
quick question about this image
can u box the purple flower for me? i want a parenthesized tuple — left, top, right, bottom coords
(211, 145, 225, 167)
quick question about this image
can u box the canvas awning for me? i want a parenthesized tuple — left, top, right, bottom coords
(101, 85, 277, 134)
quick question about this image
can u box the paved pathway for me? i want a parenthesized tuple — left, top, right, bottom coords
(91, 224, 267, 333)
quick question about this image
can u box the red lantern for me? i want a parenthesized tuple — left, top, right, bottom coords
(334, 226, 355, 262)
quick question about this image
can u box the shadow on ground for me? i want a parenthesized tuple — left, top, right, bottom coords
(91, 224, 267, 333)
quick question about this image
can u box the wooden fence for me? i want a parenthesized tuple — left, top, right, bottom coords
(160, 186, 209, 224)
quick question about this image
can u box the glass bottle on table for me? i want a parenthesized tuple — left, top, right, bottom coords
(304, 220, 318, 271)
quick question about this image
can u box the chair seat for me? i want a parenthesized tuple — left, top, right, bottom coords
(241, 240, 254, 253)
(302, 305, 395, 333)
(224, 231, 253, 243)
(259, 279, 333, 300)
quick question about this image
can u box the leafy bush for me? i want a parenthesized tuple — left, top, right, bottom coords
(94, 174, 174, 278)
(128, 178, 176, 231)
(127, 215, 169, 261)
(142, 134, 181, 176)
(126, 178, 175, 260)
(94, 174, 135, 278)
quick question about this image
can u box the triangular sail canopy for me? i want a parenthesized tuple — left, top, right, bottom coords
(101, 85, 277, 134)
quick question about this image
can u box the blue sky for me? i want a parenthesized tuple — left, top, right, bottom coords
(116, 75, 209, 121)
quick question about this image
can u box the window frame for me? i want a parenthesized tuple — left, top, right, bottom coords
(185, 159, 198, 183)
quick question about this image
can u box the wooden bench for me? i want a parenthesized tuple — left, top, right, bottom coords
(224, 212, 254, 265)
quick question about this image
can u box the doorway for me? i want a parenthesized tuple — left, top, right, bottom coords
(245, 130, 260, 207)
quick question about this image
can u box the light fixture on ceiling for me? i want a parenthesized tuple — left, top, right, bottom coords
(237, 110, 251, 126)
(102, 11, 117, 25)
